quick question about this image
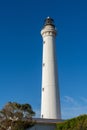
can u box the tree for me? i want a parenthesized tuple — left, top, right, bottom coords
(0, 102, 35, 130)
(56, 115, 87, 130)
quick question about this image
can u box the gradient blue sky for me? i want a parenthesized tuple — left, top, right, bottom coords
(0, 0, 87, 119)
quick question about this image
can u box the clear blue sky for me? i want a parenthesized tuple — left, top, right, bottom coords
(0, 0, 87, 119)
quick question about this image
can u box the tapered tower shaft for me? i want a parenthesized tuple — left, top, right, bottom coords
(41, 17, 61, 119)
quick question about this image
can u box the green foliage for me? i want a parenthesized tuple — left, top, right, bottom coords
(0, 102, 35, 130)
(56, 115, 87, 130)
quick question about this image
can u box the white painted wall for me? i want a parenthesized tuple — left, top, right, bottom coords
(26, 123, 56, 130)
(41, 22, 61, 119)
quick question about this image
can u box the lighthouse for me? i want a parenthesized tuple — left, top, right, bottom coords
(41, 17, 61, 119)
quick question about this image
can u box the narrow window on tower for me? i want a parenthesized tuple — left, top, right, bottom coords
(43, 41, 45, 44)
(43, 63, 45, 67)
(42, 88, 44, 91)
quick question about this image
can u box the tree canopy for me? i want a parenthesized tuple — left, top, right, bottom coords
(56, 115, 87, 130)
(0, 102, 35, 130)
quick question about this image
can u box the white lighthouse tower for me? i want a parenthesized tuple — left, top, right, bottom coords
(41, 17, 61, 119)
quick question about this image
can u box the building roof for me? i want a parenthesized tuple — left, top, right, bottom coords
(33, 118, 64, 124)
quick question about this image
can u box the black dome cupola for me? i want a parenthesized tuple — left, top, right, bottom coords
(44, 17, 55, 27)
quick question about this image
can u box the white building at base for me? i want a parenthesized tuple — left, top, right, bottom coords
(27, 118, 63, 130)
